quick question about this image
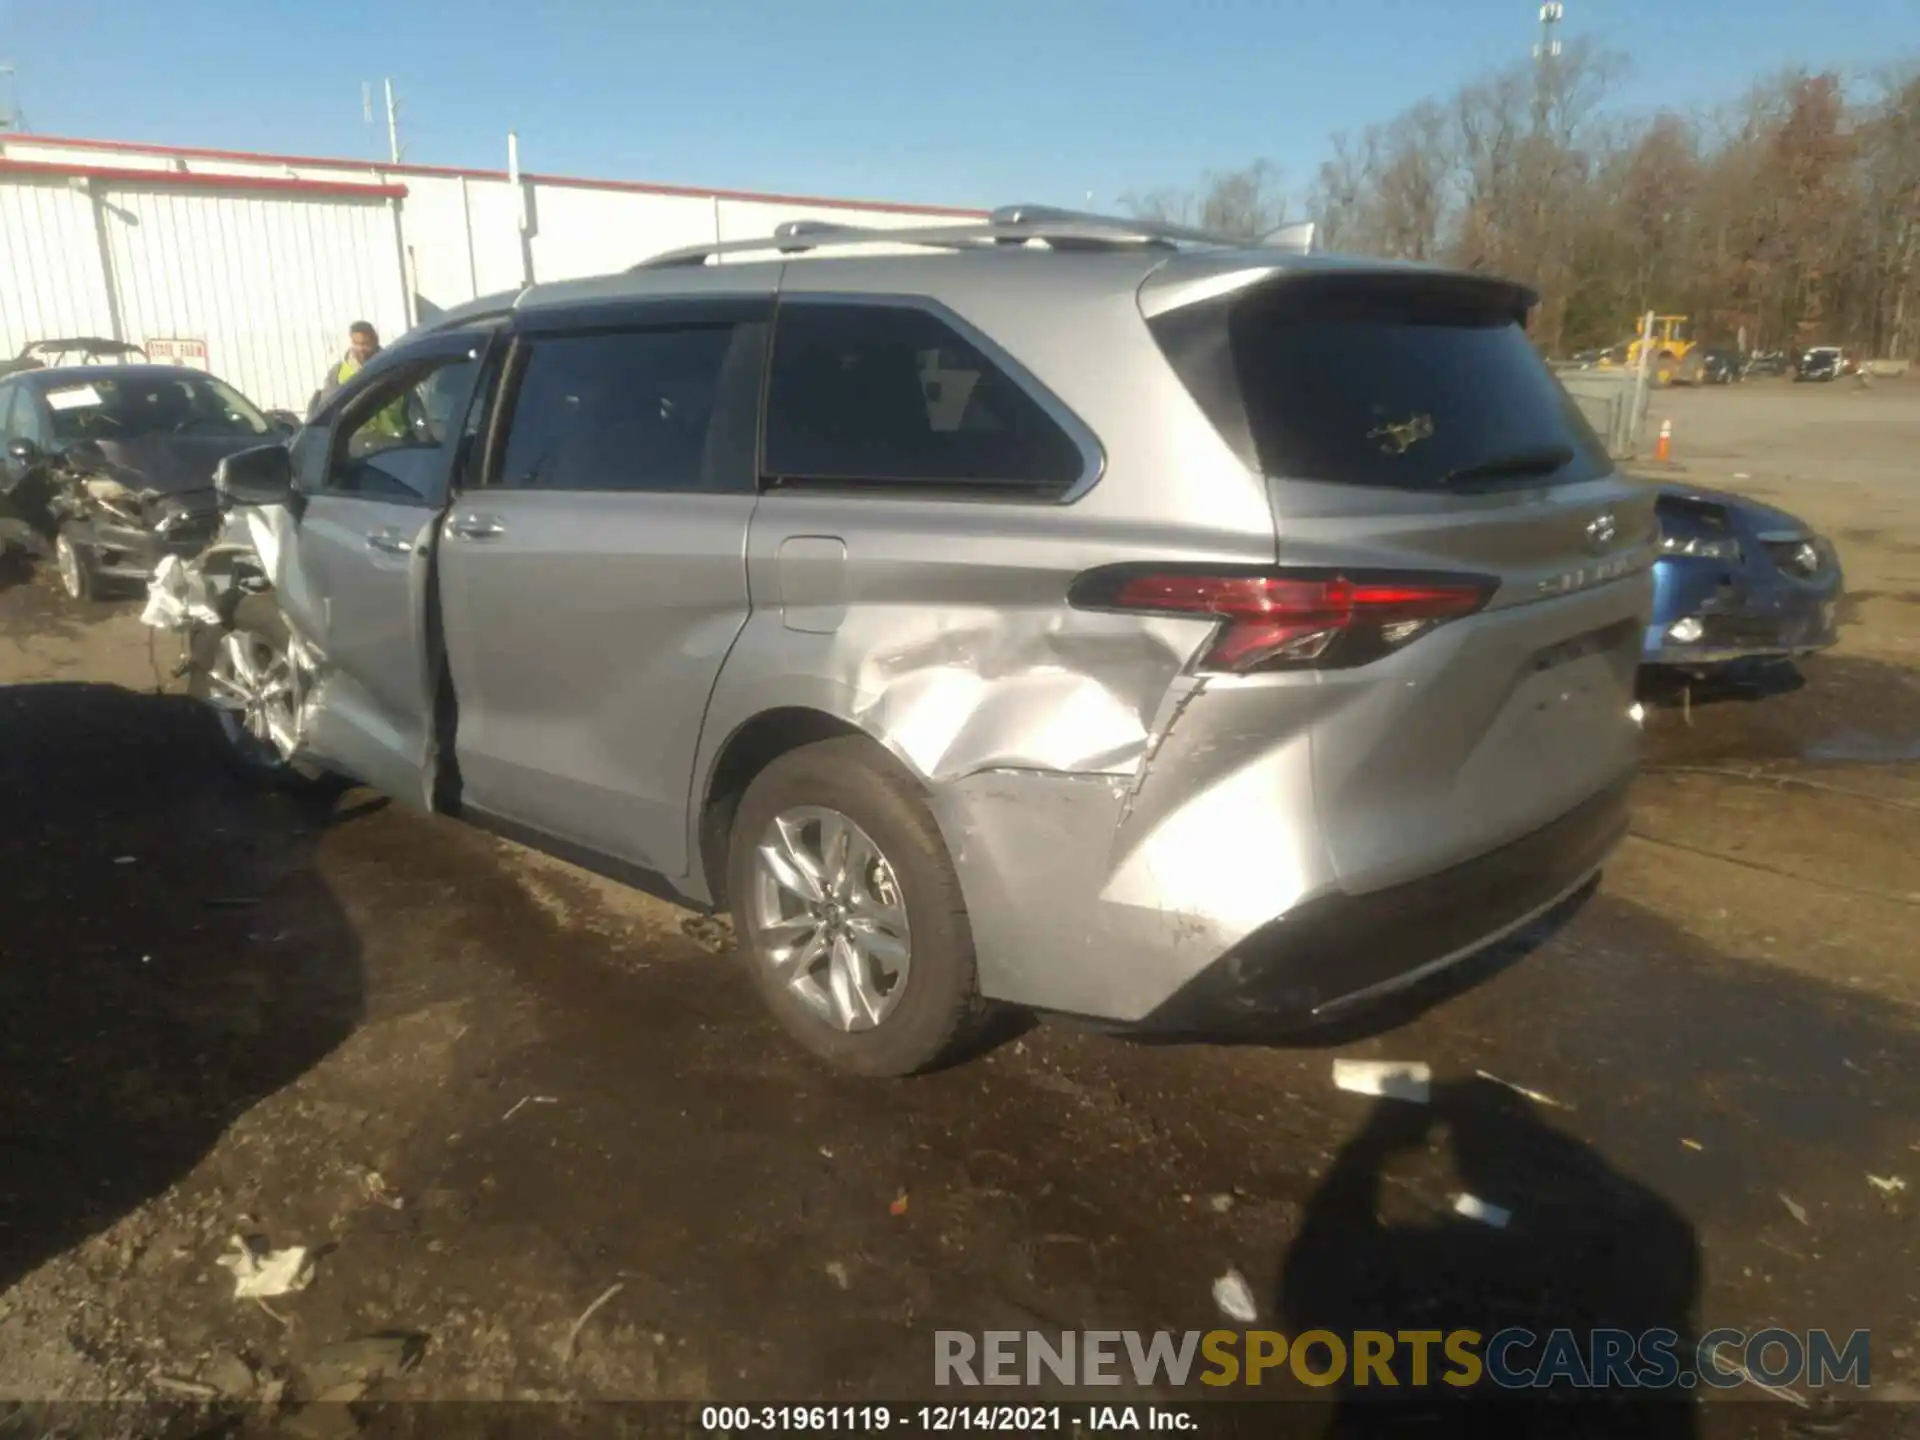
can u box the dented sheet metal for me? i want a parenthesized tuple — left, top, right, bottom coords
(835, 610, 1207, 782)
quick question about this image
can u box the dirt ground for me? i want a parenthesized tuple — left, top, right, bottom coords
(1, 379, 1917, 1435)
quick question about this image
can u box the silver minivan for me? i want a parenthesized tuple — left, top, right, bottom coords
(182, 208, 1654, 1075)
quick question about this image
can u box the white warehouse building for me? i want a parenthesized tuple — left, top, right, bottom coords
(0, 133, 983, 412)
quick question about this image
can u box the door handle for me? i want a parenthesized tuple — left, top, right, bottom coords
(446, 513, 506, 541)
(364, 528, 414, 555)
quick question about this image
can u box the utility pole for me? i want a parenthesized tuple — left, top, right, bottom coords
(384, 77, 403, 166)
(1532, 1, 1563, 133)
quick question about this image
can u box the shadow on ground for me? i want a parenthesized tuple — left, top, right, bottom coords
(1278, 1074, 1700, 1435)
(0, 682, 364, 1295)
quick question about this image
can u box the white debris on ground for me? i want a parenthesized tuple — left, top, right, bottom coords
(1211, 1268, 1259, 1323)
(1452, 1194, 1512, 1229)
(1473, 1069, 1571, 1110)
(216, 1234, 316, 1299)
(1868, 1174, 1907, 1195)
(1331, 1059, 1431, 1103)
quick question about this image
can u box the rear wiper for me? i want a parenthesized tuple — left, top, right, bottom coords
(1439, 444, 1575, 489)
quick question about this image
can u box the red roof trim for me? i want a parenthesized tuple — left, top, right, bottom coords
(0, 155, 408, 199)
(3, 133, 984, 217)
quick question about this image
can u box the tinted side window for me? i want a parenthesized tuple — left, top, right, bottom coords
(326, 353, 481, 503)
(764, 304, 1084, 491)
(494, 326, 747, 494)
(0, 386, 15, 441)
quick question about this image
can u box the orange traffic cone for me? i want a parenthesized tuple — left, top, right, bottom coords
(1654, 419, 1672, 463)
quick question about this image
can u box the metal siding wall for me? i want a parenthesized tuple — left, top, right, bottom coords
(0, 179, 116, 353)
(101, 189, 407, 411)
(3, 146, 979, 405)
(529, 185, 714, 278)
(714, 197, 940, 238)
(400, 173, 481, 319)
(460, 179, 529, 297)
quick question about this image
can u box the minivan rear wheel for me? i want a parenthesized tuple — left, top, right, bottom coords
(726, 738, 985, 1076)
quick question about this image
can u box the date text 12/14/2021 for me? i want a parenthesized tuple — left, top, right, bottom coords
(699, 1405, 1199, 1432)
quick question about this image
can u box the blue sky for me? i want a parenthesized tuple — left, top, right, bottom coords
(4, 0, 1916, 208)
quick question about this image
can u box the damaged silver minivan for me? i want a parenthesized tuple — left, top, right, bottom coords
(150, 208, 1655, 1075)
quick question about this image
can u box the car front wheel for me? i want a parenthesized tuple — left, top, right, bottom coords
(726, 737, 986, 1076)
(53, 526, 94, 602)
(189, 591, 334, 790)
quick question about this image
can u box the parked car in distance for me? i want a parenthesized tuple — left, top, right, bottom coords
(163, 207, 1655, 1076)
(1744, 350, 1789, 378)
(1696, 347, 1742, 385)
(0, 364, 296, 599)
(0, 337, 148, 379)
(1642, 482, 1842, 675)
(1795, 346, 1845, 382)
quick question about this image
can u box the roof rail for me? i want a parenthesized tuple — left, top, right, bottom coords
(630, 203, 1315, 270)
(987, 203, 1248, 249)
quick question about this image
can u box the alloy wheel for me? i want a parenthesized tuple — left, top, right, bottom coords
(54, 534, 82, 600)
(751, 806, 912, 1032)
(204, 628, 301, 766)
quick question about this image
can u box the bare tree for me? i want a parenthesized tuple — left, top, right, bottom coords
(1144, 44, 1920, 359)
(1123, 161, 1286, 239)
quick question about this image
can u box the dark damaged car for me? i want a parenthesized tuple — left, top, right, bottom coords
(0, 366, 293, 599)
(1643, 482, 1842, 675)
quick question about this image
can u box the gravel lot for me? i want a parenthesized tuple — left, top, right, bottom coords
(1, 378, 1916, 1435)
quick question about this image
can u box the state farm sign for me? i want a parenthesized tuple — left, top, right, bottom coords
(146, 337, 210, 371)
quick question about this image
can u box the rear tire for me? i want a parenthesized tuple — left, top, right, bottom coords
(189, 591, 337, 792)
(726, 737, 987, 1076)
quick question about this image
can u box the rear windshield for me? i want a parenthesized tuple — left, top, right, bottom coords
(1221, 283, 1612, 491)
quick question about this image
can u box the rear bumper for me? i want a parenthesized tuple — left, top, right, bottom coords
(933, 767, 1632, 1030)
(1137, 778, 1629, 1030)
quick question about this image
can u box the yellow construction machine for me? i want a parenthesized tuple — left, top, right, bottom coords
(1599, 315, 1695, 387)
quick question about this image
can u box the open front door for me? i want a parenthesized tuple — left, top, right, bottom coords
(285, 326, 499, 807)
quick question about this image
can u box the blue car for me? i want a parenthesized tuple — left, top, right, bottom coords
(1642, 482, 1843, 674)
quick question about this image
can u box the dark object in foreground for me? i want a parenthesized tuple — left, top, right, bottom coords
(1641, 481, 1842, 675)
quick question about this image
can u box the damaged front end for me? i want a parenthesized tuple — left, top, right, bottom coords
(141, 506, 315, 763)
(48, 446, 227, 591)
(1643, 486, 1844, 673)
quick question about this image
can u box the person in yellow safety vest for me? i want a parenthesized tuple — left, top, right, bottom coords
(318, 321, 409, 441)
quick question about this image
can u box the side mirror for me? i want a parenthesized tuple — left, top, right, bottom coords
(6, 438, 39, 465)
(215, 443, 295, 507)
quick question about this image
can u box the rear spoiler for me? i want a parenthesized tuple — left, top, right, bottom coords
(1139, 257, 1537, 324)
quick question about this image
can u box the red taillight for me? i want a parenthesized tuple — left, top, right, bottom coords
(1070, 567, 1495, 673)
